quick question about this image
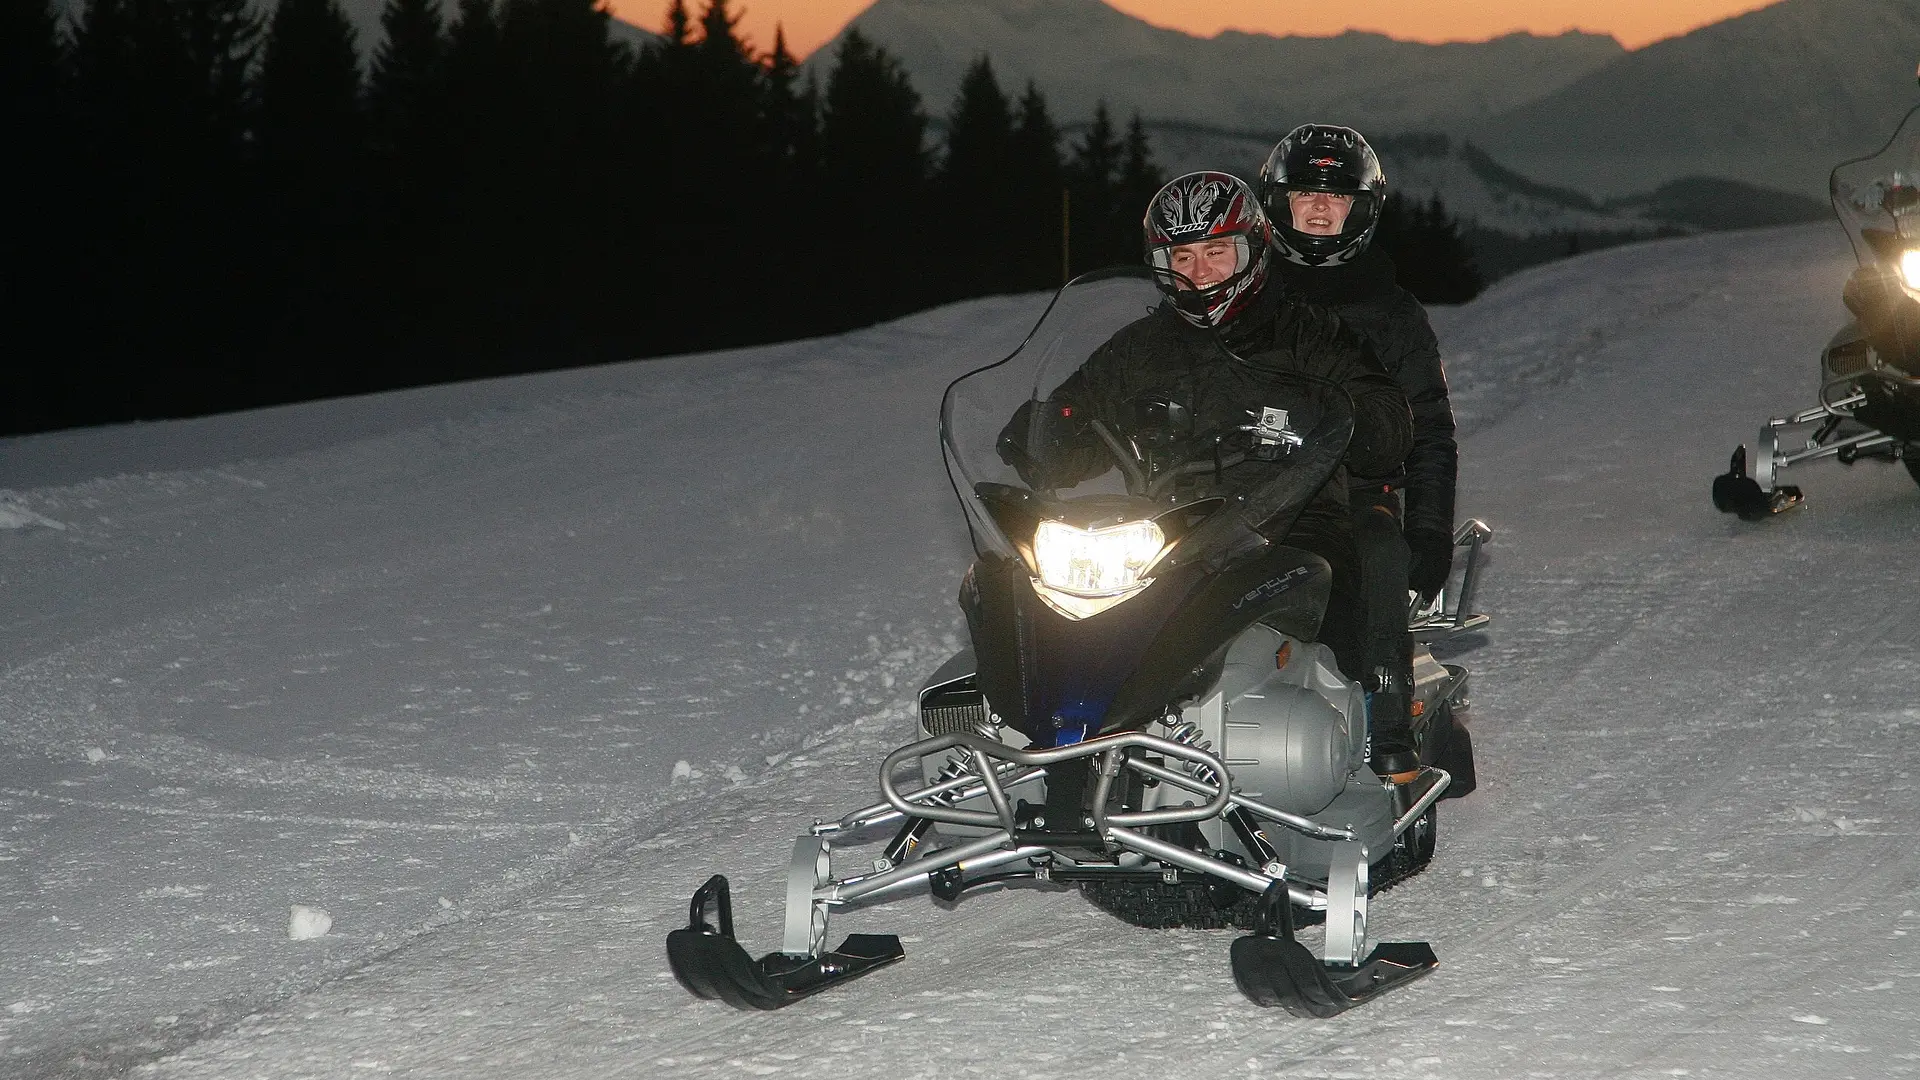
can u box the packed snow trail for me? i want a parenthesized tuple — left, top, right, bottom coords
(5, 224, 1919, 1078)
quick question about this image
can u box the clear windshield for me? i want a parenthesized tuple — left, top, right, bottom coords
(1832, 104, 1920, 268)
(939, 267, 1352, 564)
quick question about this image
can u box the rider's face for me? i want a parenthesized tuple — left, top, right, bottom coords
(1166, 239, 1242, 290)
(1289, 190, 1354, 236)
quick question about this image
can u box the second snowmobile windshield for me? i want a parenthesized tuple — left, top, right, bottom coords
(1832, 104, 1920, 268)
(940, 267, 1351, 564)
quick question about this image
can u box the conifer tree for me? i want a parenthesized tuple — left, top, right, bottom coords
(1116, 112, 1162, 225)
(367, 0, 445, 155)
(762, 25, 817, 183)
(662, 0, 690, 46)
(1376, 192, 1483, 304)
(3, 0, 74, 434)
(819, 28, 927, 312)
(1065, 101, 1124, 272)
(258, 0, 362, 178)
(939, 55, 1014, 294)
(1009, 81, 1063, 287)
(3, 0, 65, 123)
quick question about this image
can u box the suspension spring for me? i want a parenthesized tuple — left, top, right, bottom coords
(1158, 713, 1220, 788)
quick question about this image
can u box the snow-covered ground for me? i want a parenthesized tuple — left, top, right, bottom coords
(4, 222, 1918, 1079)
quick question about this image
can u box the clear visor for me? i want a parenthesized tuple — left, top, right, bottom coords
(1147, 235, 1253, 283)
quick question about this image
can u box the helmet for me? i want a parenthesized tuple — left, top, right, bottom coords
(1257, 125, 1386, 267)
(1141, 171, 1273, 329)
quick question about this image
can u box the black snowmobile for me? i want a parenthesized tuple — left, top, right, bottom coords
(667, 268, 1490, 1017)
(1714, 92, 1920, 518)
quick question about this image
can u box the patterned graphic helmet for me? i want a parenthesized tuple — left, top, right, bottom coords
(1142, 171, 1273, 328)
(1258, 125, 1387, 268)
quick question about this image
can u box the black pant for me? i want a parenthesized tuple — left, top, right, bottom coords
(1279, 509, 1364, 683)
(1350, 488, 1415, 734)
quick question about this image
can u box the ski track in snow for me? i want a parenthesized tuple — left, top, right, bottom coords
(5, 225, 1920, 1078)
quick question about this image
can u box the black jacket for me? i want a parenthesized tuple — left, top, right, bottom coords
(1277, 250, 1457, 539)
(1013, 277, 1412, 537)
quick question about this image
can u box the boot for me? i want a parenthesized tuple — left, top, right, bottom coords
(1367, 695, 1421, 784)
(1365, 665, 1421, 784)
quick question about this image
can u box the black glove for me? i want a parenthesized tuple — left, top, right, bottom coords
(1405, 526, 1454, 605)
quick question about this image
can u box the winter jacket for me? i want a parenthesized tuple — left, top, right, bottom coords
(1007, 277, 1412, 539)
(1276, 250, 1458, 540)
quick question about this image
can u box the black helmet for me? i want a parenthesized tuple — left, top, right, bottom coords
(1141, 171, 1273, 329)
(1258, 125, 1386, 268)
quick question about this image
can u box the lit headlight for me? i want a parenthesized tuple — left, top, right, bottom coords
(1030, 519, 1167, 619)
(1902, 249, 1920, 292)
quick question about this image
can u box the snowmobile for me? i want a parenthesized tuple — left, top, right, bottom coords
(667, 267, 1490, 1017)
(1714, 97, 1920, 519)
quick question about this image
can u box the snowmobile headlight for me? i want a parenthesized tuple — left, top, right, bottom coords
(1030, 519, 1166, 619)
(1900, 248, 1920, 294)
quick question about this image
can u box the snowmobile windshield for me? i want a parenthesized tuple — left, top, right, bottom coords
(1832, 104, 1920, 270)
(940, 267, 1353, 576)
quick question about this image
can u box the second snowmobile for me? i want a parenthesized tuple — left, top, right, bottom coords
(668, 268, 1490, 1017)
(1714, 92, 1920, 518)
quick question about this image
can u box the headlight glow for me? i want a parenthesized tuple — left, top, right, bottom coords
(1030, 519, 1166, 619)
(1901, 248, 1920, 292)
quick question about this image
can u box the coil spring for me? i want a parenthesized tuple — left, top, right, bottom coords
(1158, 713, 1220, 788)
(929, 752, 975, 804)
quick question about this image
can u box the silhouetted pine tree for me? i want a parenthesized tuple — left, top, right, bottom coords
(1115, 112, 1161, 247)
(939, 55, 1015, 296)
(367, 0, 445, 156)
(480, 0, 621, 359)
(1376, 192, 1483, 304)
(1065, 101, 1124, 273)
(1008, 81, 1063, 288)
(258, 0, 361, 175)
(3, 0, 77, 433)
(256, 0, 364, 389)
(820, 27, 927, 314)
(762, 25, 817, 189)
(67, 0, 262, 418)
(759, 25, 824, 333)
(3, 0, 64, 123)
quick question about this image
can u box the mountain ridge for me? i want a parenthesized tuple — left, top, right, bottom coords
(808, 0, 1622, 135)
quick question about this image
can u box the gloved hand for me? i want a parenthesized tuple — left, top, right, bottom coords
(1405, 526, 1454, 605)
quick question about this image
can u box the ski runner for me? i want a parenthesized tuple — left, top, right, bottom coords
(1258, 126, 1460, 785)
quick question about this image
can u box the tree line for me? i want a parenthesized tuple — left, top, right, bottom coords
(3, 0, 1172, 435)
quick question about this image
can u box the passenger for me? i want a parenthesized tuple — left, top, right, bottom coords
(1259, 127, 1460, 783)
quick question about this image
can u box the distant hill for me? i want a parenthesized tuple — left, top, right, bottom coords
(1125, 122, 1828, 280)
(1472, 0, 1920, 198)
(812, 0, 1622, 134)
(49, 0, 659, 54)
(1132, 124, 1826, 237)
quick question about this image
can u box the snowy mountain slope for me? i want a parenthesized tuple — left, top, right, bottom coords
(1137, 124, 1826, 243)
(814, 0, 1620, 135)
(7, 223, 1920, 1077)
(1473, 0, 1920, 198)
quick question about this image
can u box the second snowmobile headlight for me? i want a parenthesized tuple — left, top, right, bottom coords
(1030, 519, 1166, 619)
(1901, 248, 1920, 293)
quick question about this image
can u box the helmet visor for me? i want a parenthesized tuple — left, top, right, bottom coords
(1146, 235, 1254, 281)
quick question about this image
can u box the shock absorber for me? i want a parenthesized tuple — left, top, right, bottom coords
(882, 751, 973, 864)
(1158, 712, 1220, 788)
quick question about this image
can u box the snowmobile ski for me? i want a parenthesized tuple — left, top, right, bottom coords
(1230, 882, 1438, 1018)
(665, 875, 904, 1010)
(1712, 446, 1803, 520)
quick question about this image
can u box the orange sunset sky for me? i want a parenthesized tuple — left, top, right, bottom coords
(605, 0, 1782, 59)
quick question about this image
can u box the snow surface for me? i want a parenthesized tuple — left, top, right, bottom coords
(4, 222, 1919, 1078)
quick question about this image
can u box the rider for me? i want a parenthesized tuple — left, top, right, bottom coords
(1005, 172, 1412, 764)
(1259, 126, 1459, 782)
